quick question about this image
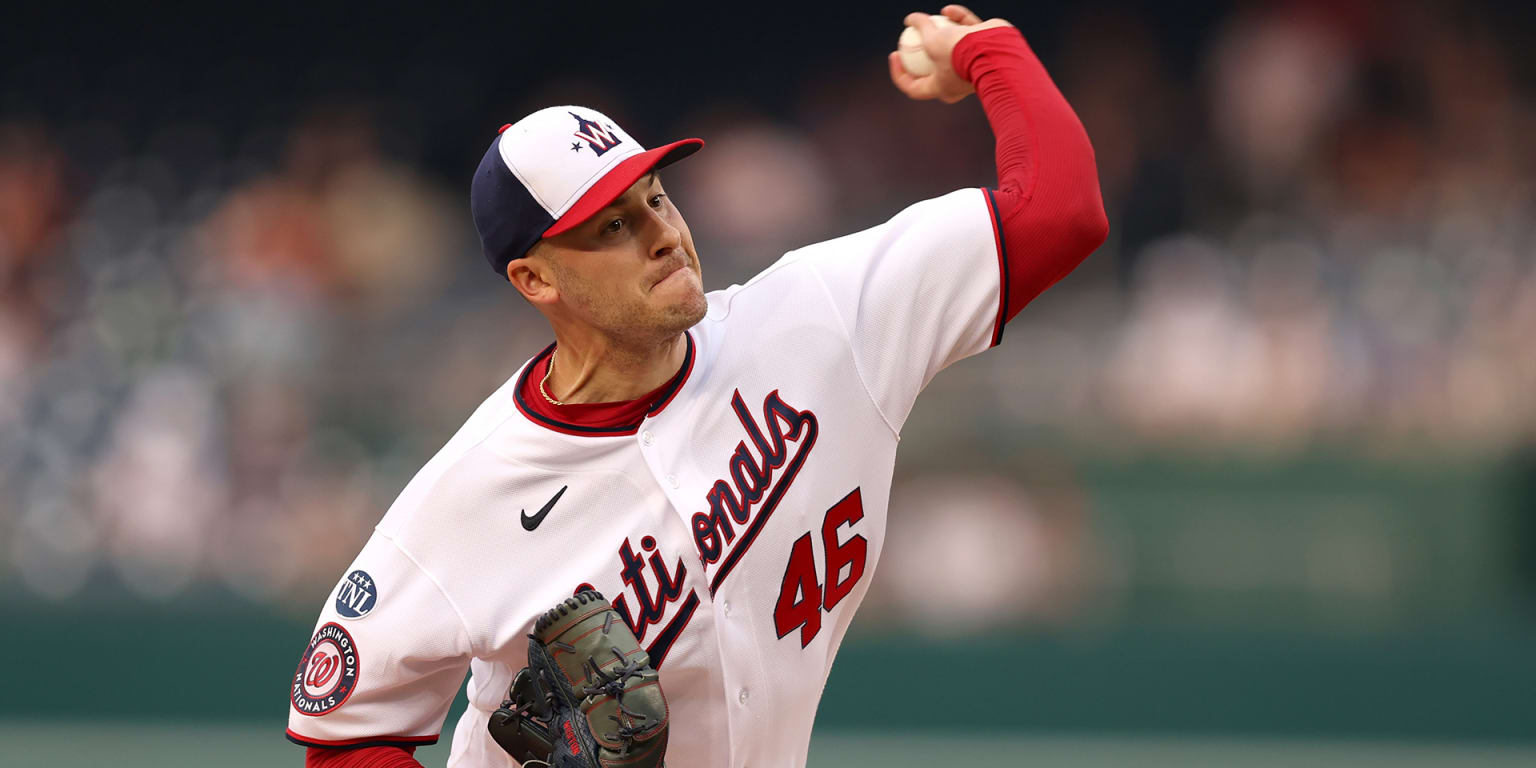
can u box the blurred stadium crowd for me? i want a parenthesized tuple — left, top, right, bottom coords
(1, 1, 1532, 615)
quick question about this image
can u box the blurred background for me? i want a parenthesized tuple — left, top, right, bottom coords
(2, 0, 1535, 765)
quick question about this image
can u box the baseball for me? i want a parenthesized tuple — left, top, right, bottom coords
(897, 14, 956, 77)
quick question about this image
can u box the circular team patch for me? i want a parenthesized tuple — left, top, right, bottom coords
(291, 622, 360, 716)
(334, 570, 378, 619)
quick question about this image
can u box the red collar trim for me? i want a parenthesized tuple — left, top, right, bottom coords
(513, 332, 696, 437)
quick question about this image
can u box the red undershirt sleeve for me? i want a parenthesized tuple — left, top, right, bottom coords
(305, 746, 422, 768)
(953, 26, 1109, 329)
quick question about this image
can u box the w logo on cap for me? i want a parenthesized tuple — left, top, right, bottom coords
(473, 104, 701, 279)
(570, 112, 624, 156)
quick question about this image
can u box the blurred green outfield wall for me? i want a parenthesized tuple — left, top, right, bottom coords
(4, 606, 1534, 742)
(4, 451, 1532, 743)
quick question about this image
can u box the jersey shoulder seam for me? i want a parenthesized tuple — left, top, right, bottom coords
(398, 371, 534, 502)
(797, 254, 901, 439)
(373, 528, 480, 658)
(371, 384, 533, 659)
(703, 253, 806, 320)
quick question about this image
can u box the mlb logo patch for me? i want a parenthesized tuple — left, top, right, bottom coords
(334, 570, 378, 619)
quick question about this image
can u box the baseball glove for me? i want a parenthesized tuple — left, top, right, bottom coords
(489, 590, 669, 767)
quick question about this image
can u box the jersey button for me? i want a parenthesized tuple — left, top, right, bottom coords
(738, 687, 749, 705)
(723, 601, 732, 617)
(640, 429, 655, 446)
(666, 474, 679, 488)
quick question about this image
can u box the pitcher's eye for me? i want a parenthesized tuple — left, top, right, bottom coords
(649, 194, 666, 208)
(604, 218, 624, 234)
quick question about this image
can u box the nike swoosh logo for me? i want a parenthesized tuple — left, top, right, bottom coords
(521, 485, 568, 531)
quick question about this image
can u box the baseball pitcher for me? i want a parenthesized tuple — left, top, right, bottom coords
(286, 6, 1107, 767)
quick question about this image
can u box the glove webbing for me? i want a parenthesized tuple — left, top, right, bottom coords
(581, 647, 658, 752)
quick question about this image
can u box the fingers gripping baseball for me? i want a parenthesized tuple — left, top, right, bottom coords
(888, 5, 1014, 103)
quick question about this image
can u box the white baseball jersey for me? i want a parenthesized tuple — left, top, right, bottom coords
(287, 187, 1007, 766)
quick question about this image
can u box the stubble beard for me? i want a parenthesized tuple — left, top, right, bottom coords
(559, 264, 707, 350)
(637, 273, 708, 343)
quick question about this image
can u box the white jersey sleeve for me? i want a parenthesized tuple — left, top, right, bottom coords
(286, 531, 473, 750)
(788, 188, 1002, 431)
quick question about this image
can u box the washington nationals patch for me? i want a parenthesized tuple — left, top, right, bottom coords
(292, 622, 360, 716)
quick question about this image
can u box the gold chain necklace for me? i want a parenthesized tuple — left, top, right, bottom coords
(539, 350, 566, 406)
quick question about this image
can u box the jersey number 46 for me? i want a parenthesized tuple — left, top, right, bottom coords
(773, 488, 868, 648)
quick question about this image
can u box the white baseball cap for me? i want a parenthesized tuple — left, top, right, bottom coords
(471, 106, 704, 278)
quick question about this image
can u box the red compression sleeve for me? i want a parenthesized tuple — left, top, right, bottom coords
(953, 26, 1109, 331)
(305, 746, 421, 768)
